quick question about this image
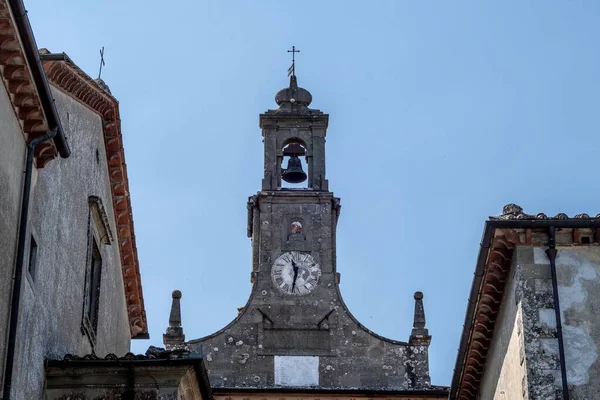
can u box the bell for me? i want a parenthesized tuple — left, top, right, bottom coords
(282, 154, 307, 184)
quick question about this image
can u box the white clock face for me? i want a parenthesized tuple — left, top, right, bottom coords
(271, 251, 321, 296)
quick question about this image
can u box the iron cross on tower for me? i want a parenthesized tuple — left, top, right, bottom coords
(287, 46, 300, 76)
(98, 46, 105, 80)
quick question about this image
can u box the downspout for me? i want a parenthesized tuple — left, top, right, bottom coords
(2, 128, 58, 400)
(545, 226, 570, 400)
(124, 364, 135, 400)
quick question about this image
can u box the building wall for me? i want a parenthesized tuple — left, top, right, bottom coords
(531, 246, 600, 400)
(482, 244, 600, 400)
(189, 105, 432, 391)
(479, 249, 527, 399)
(0, 76, 27, 391)
(9, 87, 131, 400)
(189, 192, 431, 391)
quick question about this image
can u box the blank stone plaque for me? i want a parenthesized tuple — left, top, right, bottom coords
(274, 356, 319, 387)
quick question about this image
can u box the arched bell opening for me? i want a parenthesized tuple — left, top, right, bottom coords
(280, 139, 309, 189)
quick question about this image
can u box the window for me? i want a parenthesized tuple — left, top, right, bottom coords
(82, 196, 112, 346)
(28, 235, 38, 280)
(82, 234, 102, 345)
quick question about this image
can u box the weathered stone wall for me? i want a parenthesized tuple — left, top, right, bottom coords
(0, 77, 27, 391)
(485, 245, 600, 400)
(531, 246, 600, 399)
(8, 87, 131, 399)
(515, 246, 563, 399)
(188, 87, 433, 392)
(479, 249, 527, 399)
(189, 192, 431, 390)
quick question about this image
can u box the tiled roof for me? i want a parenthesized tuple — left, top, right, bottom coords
(62, 346, 192, 362)
(490, 203, 600, 221)
(0, 0, 64, 165)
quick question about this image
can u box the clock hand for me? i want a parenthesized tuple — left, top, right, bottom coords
(291, 260, 299, 292)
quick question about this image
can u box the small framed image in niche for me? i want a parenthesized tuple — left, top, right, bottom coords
(283, 217, 309, 250)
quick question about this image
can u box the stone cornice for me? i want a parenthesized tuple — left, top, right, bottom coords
(42, 54, 148, 339)
(0, 0, 57, 166)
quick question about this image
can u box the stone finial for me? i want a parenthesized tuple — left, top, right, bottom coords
(169, 290, 182, 327)
(492, 203, 536, 220)
(163, 290, 186, 350)
(410, 291, 431, 345)
(502, 203, 523, 216)
(413, 292, 426, 328)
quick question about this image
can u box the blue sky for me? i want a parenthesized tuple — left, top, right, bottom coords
(28, 0, 600, 385)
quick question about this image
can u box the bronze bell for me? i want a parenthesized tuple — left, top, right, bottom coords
(282, 154, 307, 184)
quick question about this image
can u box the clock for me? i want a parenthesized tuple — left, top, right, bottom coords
(271, 251, 321, 295)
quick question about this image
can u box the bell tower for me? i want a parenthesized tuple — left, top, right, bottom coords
(188, 71, 434, 392)
(261, 74, 328, 191)
(248, 73, 340, 299)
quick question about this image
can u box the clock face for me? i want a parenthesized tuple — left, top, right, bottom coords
(271, 251, 321, 296)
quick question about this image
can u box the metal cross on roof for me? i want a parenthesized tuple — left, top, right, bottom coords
(98, 46, 105, 80)
(287, 46, 300, 77)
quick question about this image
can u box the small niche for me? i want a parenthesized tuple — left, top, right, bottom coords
(287, 220, 306, 242)
(581, 236, 591, 244)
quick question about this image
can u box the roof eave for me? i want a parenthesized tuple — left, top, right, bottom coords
(7, 0, 70, 158)
(449, 220, 495, 400)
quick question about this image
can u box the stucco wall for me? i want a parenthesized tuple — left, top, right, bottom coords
(0, 76, 27, 391)
(479, 249, 527, 399)
(8, 87, 131, 400)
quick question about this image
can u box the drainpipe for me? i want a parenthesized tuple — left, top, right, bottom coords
(124, 365, 135, 400)
(545, 226, 570, 400)
(2, 128, 58, 400)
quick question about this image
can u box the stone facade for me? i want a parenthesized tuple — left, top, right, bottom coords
(479, 245, 600, 399)
(452, 205, 600, 399)
(513, 246, 600, 399)
(186, 76, 439, 394)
